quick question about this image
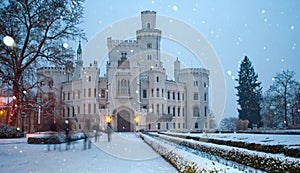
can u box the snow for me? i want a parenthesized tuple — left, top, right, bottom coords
(0, 133, 177, 173)
(165, 131, 300, 146)
(142, 133, 243, 173)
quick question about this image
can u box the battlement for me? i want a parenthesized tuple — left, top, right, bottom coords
(179, 68, 210, 75)
(107, 37, 138, 48)
(141, 10, 156, 15)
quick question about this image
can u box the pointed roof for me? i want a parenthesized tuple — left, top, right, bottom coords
(77, 40, 82, 55)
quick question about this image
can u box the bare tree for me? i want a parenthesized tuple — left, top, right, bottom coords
(266, 70, 299, 128)
(0, 0, 85, 127)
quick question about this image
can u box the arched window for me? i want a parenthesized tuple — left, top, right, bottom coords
(204, 92, 207, 101)
(156, 88, 159, 97)
(120, 79, 128, 94)
(88, 88, 91, 97)
(195, 122, 199, 128)
(193, 106, 200, 117)
(204, 106, 208, 117)
(147, 23, 151, 29)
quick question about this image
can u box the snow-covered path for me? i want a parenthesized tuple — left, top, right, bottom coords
(0, 133, 177, 173)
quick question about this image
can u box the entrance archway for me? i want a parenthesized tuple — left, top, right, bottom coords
(117, 110, 131, 132)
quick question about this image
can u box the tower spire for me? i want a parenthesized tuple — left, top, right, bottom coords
(77, 40, 82, 61)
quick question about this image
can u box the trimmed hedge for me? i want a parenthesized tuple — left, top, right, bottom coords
(27, 133, 85, 144)
(157, 133, 300, 172)
(0, 125, 23, 138)
(161, 132, 300, 158)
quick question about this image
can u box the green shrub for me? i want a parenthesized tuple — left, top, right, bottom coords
(0, 124, 23, 138)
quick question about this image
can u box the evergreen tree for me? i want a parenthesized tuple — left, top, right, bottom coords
(236, 56, 262, 128)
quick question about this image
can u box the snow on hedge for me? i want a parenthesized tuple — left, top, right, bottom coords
(156, 133, 300, 172)
(140, 133, 242, 173)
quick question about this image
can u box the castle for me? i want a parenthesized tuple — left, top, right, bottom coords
(37, 10, 211, 132)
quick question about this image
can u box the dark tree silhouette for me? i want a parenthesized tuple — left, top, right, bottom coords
(0, 0, 85, 127)
(236, 56, 262, 128)
(266, 70, 299, 127)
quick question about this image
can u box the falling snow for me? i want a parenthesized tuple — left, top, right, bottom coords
(172, 5, 178, 12)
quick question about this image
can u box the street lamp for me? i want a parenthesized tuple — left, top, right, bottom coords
(134, 114, 141, 132)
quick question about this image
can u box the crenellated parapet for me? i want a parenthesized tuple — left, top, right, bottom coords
(107, 37, 139, 50)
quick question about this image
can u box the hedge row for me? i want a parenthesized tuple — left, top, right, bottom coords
(27, 133, 85, 144)
(161, 132, 300, 158)
(0, 125, 23, 138)
(157, 133, 300, 172)
(140, 133, 232, 173)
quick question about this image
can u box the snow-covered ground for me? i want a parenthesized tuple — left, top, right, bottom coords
(0, 133, 177, 173)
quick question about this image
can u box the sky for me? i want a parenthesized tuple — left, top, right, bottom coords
(77, 0, 300, 119)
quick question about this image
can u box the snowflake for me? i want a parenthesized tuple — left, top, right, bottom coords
(290, 25, 294, 30)
(261, 9, 266, 14)
(173, 5, 178, 12)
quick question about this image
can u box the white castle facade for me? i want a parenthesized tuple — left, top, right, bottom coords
(37, 11, 212, 132)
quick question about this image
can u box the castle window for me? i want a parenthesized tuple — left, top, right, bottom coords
(204, 82, 207, 88)
(62, 92, 65, 101)
(173, 92, 175, 100)
(72, 107, 75, 117)
(156, 76, 159, 82)
(156, 88, 159, 97)
(120, 79, 129, 95)
(94, 103, 96, 114)
(147, 23, 151, 29)
(178, 123, 180, 129)
(166, 123, 169, 130)
(88, 76, 91, 82)
(147, 54, 152, 60)
(167, 91, 170, 99)
(67, 107, 70, 117)
(88, 88, 91, 97)
(162, 104, 164, 114)
(77, 106, 80, 114)
(101, 89, 106, 98)
(142, 89, 147, 98)
(178, 107, 180, 116)
(168, 106, 171, 114)
(94, 88, 97, 97)
(147, 43, 152, 48)
(204, 106, 208, 117)
(195, 122, 199, 128)
(157, 104, 159, 114)
(177, 92, 180, 100)
(151, 88, 154, 97)
(204, 92, 207, 101)
(194, 81, 198, 86)
(193, 93, 198, 100)
(157, 123, 160, 130)
(161, 89, 164, 97)
(88, 103, 91, 114)
(182, 107, 185, 117)
(173, 123, 176, 129)
(193, 106, 200, 117)
(173, 107, 176, 116)
(148, 124, 151, 130)
(67, 92, 71, 100)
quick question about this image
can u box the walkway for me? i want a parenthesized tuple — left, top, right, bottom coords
(0, 133, 177, 173)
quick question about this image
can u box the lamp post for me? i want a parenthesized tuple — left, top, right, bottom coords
(134, 113, 141, 132)
(104, 115, 112, 142)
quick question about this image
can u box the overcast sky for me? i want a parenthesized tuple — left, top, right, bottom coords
(78, 0, 300, 119)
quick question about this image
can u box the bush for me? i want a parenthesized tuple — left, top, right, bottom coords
(0, 124, 23, 138)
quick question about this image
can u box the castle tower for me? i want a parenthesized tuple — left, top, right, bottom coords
(174, 58, 181, 82)
(136, 10, 162, 71)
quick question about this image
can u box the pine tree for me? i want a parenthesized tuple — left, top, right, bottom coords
(236, 56, 262, 128)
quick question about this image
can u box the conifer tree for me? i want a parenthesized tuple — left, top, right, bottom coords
(236, 56, 262, 128)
